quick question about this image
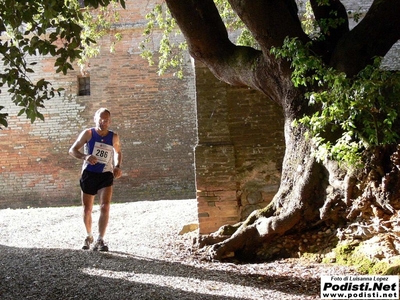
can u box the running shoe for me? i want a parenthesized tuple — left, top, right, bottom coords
(82, 236, 94, 250)
(93, 239, 109, 252)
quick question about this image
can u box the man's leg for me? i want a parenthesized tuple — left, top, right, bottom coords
(98, 185, 113, 239)
(82, 191, 95, 249)
(92, 185, 112, 251)
(82, 191, 95, 234)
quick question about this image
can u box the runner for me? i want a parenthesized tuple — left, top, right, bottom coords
(69, 108, 122, 251)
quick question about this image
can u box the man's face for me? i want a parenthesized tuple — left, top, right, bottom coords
(95, 111, 111, 131)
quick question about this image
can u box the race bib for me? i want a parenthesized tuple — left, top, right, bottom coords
(92, 142, 113, 164)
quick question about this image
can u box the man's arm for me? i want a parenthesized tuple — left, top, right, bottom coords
(68, 129, 97, 165)
(113, 133, 122, 178)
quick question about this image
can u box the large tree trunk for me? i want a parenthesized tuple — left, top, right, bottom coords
(203, 117, 329, 260)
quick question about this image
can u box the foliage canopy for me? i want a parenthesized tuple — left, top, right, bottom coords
(272, 38, 400, 166)
(0, 0, 125, 127)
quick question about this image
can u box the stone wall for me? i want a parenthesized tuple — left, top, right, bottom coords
(0, 1, 197, 208)
(194, 63, 285, 234)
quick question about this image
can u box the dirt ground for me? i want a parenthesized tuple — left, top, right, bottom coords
(0, 199, 360, 299)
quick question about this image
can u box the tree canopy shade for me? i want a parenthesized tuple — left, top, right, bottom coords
(156, 0, 400, 264)
(0, 0, 125, 127)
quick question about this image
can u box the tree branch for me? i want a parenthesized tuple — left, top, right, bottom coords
(331, 0, 400, 76)
(228, 0, 309, 49)
(166, 0, 234, 60)
(309, 0, 349, 61)
(165, 0, 292, 103)
(165, 0, 254, 85)
(310, 0, 349, 42)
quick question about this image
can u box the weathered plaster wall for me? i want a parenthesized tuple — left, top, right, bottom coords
(194, 63, 285, 234)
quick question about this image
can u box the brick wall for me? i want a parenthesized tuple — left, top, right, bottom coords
(194, 63, 285, 234)
(0, 1, 197, 208)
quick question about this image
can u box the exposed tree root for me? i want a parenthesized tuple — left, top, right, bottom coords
(201, 145, 400, 262)
(206, 207, 303, 261)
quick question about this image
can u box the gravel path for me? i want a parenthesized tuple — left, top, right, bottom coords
(0, 199, 359, 299)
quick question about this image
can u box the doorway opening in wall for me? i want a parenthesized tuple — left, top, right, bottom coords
(78, 75, 90, 96)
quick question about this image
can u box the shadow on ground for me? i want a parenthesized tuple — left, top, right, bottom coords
(0, 245, 319, 299)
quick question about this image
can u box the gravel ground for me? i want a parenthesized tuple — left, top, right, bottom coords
(0, 199, 360, 299)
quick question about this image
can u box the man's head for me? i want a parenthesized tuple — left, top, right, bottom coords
(94, 108, 111, 131)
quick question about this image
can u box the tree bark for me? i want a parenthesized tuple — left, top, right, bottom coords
(166, 0, 294, 104)
(330, 0, 400, 75)
(206, 118, 329, 260)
